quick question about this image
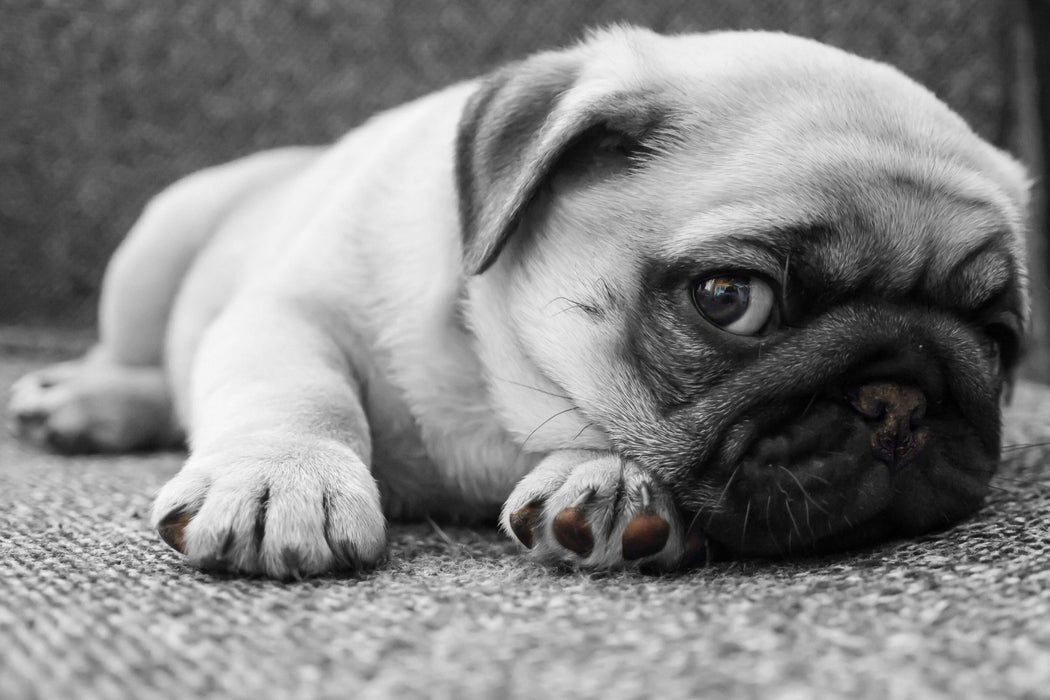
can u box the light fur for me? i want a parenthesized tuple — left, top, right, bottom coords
(10, 26, 1029, 577)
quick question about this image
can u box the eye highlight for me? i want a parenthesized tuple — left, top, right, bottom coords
(692, 274, 776, 335)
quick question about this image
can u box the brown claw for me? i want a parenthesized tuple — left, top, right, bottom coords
(552, 506, 594, 557)
(158, 510, 193, 553)
(509, 502, 542, 549)
(621, 511, 670, 561)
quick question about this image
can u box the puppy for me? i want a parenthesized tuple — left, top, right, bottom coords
(10, 26, 1029, 578)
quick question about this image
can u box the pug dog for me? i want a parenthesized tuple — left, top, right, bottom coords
(9, 26, 1029, 579)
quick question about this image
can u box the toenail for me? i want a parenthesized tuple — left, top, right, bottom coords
(281, 548, 305, 581)
(158, 509, 193, 553)
(47, 430, 96, 455)
(552, 506, 594, 557)
(329, 540, 360, 570)
(509, 501, 542, 549)
(621, 511, 670, 560)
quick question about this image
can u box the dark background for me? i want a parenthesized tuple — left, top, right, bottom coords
(2, 0, 1048, 377)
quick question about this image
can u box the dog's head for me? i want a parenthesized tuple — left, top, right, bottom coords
(457, 27, 1029, 557)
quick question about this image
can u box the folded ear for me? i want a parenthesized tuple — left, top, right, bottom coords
(455, 32, 672, 274)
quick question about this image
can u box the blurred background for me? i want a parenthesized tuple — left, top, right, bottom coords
(2, 0, 1048, 378)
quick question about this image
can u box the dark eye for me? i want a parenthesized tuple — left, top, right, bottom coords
(692, 274, 776, 335)
(983, 321, 1020, 375)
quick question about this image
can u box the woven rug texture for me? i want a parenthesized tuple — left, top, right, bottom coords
(1, 350, 1049, 699)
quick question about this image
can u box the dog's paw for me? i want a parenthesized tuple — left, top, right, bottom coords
(9, 361, 97, 451)
(150, 434, 386, 579)
(8, 360, 173, 453)
(500, 451, 702, 570)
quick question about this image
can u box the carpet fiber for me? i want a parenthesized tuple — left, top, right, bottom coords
(2, 349, 1049, 699)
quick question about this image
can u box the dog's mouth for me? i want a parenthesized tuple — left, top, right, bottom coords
(615, 299, 1013, 563)
(680, 383, 1000, 559)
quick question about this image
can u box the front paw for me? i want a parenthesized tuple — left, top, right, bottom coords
(500, 451, 702, 570)
(150, 434, 386, 579)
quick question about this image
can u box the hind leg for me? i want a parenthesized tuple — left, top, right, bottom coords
(6, 172, 196, 453)
(8, 148, 320, 453)
(9, 349, 181, 453)
(7, 179, 195, 452)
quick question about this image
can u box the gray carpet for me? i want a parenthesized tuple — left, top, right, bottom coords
(2, 346, 1050, 699)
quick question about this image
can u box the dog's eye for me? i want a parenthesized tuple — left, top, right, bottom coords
(982, 320, 1020, 375)
(692, 275, 775, 335)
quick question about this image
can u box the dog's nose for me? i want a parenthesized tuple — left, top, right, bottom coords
(847, 382, 931, 469)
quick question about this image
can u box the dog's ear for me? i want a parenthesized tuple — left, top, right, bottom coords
(455, 32, 671, 274)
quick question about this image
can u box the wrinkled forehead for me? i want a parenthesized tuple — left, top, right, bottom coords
(646, 121, 1026, 316)
(650, 53, 1026, 239)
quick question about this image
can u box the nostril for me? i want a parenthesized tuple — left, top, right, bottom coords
(845, 382, 930, 469)
(904, 388, 927, 431)
(908, 405, 925, 430)
(846, 387, 887, 420)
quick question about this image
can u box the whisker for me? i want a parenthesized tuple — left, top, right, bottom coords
(519, 406, 580, 453)
(687, 507, 705, 536)
(545, 296, 600, 317)
(778, 466, 818, 540)
(1001, 440, 1050, 453)
(989, 473, 1049, 485)
(705, 464, 741, 528)
(778, 482, 803, 544)
(802, 472, 831, 486)
(984, 482, 1022, 494)
(492, 376, 572, 401)
(778, 466, 830, 516)
(740, 498, 752, 552)
(803, 497, 814, 540)
(425, 515, 457, 550)
(951, 464, 1049, 487)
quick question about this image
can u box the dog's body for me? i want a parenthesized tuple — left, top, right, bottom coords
(11, 27, 1029, 578)
(146, 86, 534, 521)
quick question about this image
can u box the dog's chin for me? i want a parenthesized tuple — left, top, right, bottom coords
(681, 392, 1001, 559)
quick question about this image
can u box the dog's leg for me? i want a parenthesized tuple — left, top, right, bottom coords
(5, 173, 199, 452)
(6, 181, 197, 452)
(150, 296, 386, 578)
(8, 148, 318, 453)
(501, 450, 702, 570)
(8, 351, 179, 453)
